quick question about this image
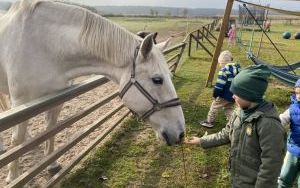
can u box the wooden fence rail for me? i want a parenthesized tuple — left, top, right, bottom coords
(45, 110, 130, 188)
(163, 42, 186, 73)
(0, 76, 109, 132)
(0, 91, 119, 168)
(188, 19, 219, 57)
(8, 104, 125, 188)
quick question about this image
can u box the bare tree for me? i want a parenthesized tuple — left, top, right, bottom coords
(182, 8, 188, 18)
(150, 9, 154, 16)
(165, 11, 171, 17)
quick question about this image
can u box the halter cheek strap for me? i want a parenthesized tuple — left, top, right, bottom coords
(119, 46, 181, 121)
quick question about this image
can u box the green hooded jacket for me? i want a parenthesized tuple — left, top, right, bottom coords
(200, 102, 286, 188)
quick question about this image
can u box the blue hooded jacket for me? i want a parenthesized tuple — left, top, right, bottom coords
(288, 94, 300, 157)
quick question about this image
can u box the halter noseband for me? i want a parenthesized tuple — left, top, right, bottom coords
(119, 46, 181, 121)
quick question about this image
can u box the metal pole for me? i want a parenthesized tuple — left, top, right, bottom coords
(248, 29, 255, 53)
(257, 9, 269, 57)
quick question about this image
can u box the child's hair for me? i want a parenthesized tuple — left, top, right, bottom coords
(231, 24, 235, 28)
(218, 50, 233, 64)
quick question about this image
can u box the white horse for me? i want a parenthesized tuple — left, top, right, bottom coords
(0, 0, 185, 183)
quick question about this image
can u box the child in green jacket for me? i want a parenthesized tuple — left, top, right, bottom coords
(185, 65, 286, 188)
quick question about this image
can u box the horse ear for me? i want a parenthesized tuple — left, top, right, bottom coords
(140, 33, 154, 58)
(156, 37, 172, 52)
(136, 31, 151, 39)
(153, 32, 158, 44)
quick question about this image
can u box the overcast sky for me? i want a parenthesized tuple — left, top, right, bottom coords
(68, 0, 300, 10)
(1, 0, 300, 10)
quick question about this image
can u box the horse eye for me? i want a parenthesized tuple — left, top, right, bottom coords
(152, 76, 163, 85)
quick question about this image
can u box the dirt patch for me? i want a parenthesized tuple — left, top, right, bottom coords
(0, 76, 126, 187)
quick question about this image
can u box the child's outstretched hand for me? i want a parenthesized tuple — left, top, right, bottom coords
(184, 131, 208, 145)
(184, 136, 201, 145)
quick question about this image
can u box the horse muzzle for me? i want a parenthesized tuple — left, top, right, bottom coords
(162, 131, 185, 146)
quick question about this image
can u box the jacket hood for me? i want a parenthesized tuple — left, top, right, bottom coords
(237, 102, 280, 123)
(291, 94, 299, 104)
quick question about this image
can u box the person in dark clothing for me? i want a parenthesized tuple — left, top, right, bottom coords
(186, 65, 286, 188)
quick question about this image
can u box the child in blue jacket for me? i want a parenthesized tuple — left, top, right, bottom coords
(200, 50, 240, 128)
(278, 79, 300, 188)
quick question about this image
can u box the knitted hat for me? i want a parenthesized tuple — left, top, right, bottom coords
(295, 79, 300, 88)
(218, 50, 233, 64)
(230, 65, 271, 103)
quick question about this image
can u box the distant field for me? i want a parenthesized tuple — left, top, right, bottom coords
(109, 16, 214, 42)
(62, 17, 300, 188)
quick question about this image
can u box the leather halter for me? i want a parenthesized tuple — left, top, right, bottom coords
(119, 46, 181, 121)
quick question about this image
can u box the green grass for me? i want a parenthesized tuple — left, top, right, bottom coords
(61, 17, 300, 187)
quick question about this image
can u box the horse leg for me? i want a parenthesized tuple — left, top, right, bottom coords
(0, 93, 9, 111)
(6, 121, 28, 183)
(0, 94, 9, 155)
(45, 105, 63, 175)
(0, 136, 5, 155)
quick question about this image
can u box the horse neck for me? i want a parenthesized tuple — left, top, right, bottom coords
(75, 9, 141, 82)
(25, 1, 140, 84)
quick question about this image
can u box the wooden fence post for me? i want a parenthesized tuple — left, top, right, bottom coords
(202, 26, 205, 41)
(196, 30, 200, 49)
(188, 34, 192, 57)
(207, 24, 210, 37)
(173, 43, 186, 73)
(206, 0, 234, 87)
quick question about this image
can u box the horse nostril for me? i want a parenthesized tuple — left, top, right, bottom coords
(179, 132, 185, 142)
(162, 132, 171, 146)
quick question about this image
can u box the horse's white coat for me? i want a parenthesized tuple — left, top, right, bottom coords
(0, 0, 184, 183)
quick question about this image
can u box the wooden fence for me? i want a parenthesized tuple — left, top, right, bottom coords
(187, 19, 219, 57)
(163, 42, 186, 73)
(0, 43, 186, 188)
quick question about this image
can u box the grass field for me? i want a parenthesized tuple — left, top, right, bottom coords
(61, 17, 300, 187)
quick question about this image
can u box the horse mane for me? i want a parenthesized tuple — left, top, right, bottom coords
(9, 0, 141, 66)
(52, 0, 98, 13)
(79, 8, 141, 65)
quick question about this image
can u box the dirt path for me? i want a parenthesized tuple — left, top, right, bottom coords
(0, 77, 126, 187)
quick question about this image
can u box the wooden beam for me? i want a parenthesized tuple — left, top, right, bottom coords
(0, 92, 119, 168)
(196, 30, 200, 49)
(190, 34, 213, 57)
(167, 54, 180, 64)
(206, 0, 234, 87)
(7, 104, 125, 188)
(198, 29, 216, 47)
(172, 43, 186, 73)
(0, 76, 109, 132)
(163, 43, 186, 55)
(45, 110, 130, 188)
(203, 26, 217, 41)
(188, 34, 192, 56)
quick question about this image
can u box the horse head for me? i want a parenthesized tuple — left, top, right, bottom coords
(119, 33, 185, 145)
